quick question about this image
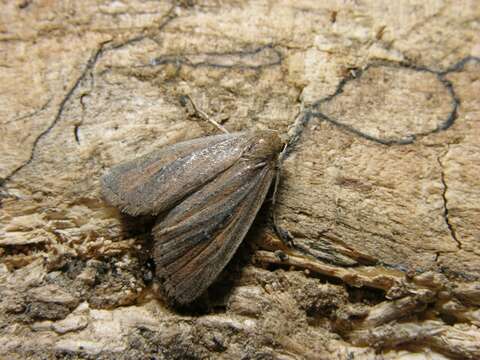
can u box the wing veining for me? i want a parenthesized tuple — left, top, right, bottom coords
(153, 162, 275, 304)
(101, 132, 249, 215)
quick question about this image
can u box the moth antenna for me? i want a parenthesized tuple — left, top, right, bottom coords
(284, 110, 310, 156)
(271, 110, 311, 247)
(271, 143, 294, 246)
(185, 95, 229, 134)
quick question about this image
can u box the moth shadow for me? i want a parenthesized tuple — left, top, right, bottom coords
(118, 212, 157, 237)
(117, 211, 157, 276)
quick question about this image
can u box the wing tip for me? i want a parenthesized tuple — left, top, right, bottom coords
(100, 173, 145, 217)
(156, 272, 201, 305)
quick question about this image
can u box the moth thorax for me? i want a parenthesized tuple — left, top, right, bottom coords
(244, 130, 283, 160)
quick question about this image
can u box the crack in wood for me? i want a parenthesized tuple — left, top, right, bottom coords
(0, 9, 179, 188)
(436, 151, 462, 249)
(0, 45, 107, 186)
(309, 60, 461, 145)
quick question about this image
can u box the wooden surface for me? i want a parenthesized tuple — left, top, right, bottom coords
(1, 1, 479, 359)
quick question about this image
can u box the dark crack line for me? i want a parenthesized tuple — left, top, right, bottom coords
(436, 154, 462, 249)
(439, 56, 480, 75)
(283, 56, 480, 154)
(74, 92, 91, 146)
(434, 75, 459, 131)
(311, 110, 416, 145)
(2, 6, 270, 187)
(110, 5, 177, 51)
(73, 124, 81, 145)
(137, 43, 282, 71)
(282, 55, 477, 153)
(0, 7, 178, 188)
(309, 60, 460, 146)
(0, 45, 107, 187)
(276, 56, 473, 270)
(72, 73, 96, 146)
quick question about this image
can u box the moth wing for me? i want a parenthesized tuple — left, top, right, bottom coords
(101, 132, 251, 216)
(152, 160, 276, 304)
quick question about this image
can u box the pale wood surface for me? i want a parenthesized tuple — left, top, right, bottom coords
(1, 1, 479, 358)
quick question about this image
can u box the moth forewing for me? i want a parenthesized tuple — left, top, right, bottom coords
(101, 130, 283, 304)
(101, 132, 246, 216)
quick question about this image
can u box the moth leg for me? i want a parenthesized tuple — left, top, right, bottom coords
(272, 146, 294, 247)
(252, 161, 267, 169)
(273, 215, 294, 247)
(185, 95, 229, 134)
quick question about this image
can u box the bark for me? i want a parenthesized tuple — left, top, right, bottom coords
(1, 1, 479, 359)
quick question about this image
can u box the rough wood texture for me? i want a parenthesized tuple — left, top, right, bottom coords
(1, 1, 479, 359)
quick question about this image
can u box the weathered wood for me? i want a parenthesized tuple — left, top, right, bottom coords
(1, 1, 479, 358)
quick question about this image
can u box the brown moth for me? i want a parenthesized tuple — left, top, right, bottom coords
(101, 130, 283, 304)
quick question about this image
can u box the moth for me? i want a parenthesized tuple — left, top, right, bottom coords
(101, 130, 283, 304)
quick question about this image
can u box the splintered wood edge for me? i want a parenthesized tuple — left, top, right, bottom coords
(349, 320, 480, 358)
(253, 249, 404, 292)
(253, 249, 479, 318)
(254, 249, 480, 358)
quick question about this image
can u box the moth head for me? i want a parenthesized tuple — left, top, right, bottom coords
(244, 130, 284, 160)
